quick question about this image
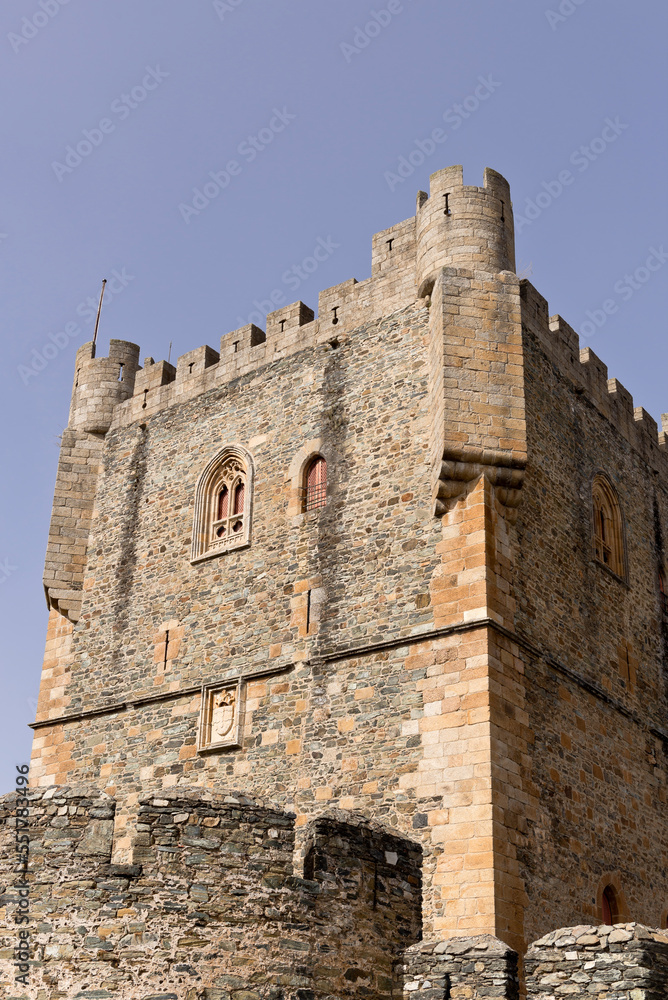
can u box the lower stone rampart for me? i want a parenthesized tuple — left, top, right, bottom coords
(304, 812, 423, 995)
(0, 787, 423, 999)
(2, 788, 667, 999)
(524, 923, 668, 1000)
(401, 935, 520, 999)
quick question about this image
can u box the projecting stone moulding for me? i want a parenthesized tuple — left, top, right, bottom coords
(434, 445, 526, 517)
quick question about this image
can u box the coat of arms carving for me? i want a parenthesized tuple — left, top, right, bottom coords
(198, 680, 243, 751)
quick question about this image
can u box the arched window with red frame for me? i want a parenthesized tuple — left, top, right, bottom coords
(304, 455, 327, 512)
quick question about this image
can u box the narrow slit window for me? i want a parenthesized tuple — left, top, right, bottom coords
(304, 456, 327, 512)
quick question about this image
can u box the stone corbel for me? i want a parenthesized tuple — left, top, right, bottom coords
(434, 446, 526, 517)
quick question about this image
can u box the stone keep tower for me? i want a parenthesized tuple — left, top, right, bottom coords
(11, 166, 668, 997)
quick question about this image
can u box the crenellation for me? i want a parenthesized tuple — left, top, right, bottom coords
(318, 275, 362, 332)
(69, 338, 140, 433)
(520, 280, 550, 332)
(548, 313, 580, 370)
(522, 285, 667, 460)
(579, 345, 611, 415)
(416, 165, 515, 297)
(175, 343, 219, 381)
(371, 216, 416, 277)
(266, 298, 314, 335)
(134, 356, 176, 392)
(634, 406, 660, 457)
(607, 377, 634, 416)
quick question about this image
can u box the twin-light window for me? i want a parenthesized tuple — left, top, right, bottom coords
(191, 446, 327, 563)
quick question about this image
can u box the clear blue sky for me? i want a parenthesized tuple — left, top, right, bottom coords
(1, 0, 666, 792)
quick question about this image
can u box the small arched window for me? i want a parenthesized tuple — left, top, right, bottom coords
(592, 475, 625, 578)
(191, 446, 253, 562)
(304, 455, 327, 512)
(601, 884, 619, 925)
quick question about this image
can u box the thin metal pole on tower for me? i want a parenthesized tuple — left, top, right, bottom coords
(91, 278, 107, 358)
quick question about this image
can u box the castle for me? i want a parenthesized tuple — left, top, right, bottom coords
(2, 165, 668, 998)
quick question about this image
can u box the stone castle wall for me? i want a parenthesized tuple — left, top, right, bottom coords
(2, 787, 665, 998)
(24, 164, 668, 983)
(0, 787, 422, 998)
(524, 923, 668, 999)
(512, 281, 668, 944)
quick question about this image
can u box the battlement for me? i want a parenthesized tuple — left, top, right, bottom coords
(520, 280, 668, 469)
(55, 168, 662, 472)
(56, 166, 521, 433)
(69, 338, 140, 433)
(53, 168, 661, 472)
(0, 785, 422, 998)
(415, 164, 516, 296)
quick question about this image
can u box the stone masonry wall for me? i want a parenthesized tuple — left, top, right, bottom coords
(514, 281, 668, 946)
(525, 923, 668, 999)
(0, 787, 422, 999)
(29, 166, 668, 975)
(401, 935, 520, 999)
(401, 926, 668, 999)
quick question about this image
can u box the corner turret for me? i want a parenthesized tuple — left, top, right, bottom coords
(69, 339, 140, 433)
(416, 165, 515, 297)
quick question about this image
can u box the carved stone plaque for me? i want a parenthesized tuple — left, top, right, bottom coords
(198, 679, 243, 752)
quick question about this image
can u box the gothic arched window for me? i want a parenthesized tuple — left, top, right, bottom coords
(592, 475, 625, 579)
(191, 445, 253, 562)
(304, 455, 327, 512)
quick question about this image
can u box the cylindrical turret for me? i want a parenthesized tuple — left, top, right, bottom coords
(416, 165, 515, 297)
(69, 339, 140, 433)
